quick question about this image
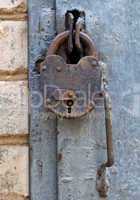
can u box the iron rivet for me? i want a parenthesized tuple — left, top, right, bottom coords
(56, 66, 62, 72)
(46, 98, 51, 104)
(42, 65, 46, 71)
(67, 91, 74, 98)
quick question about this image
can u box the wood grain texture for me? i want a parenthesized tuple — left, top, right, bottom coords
(56, 0, 140, 199)
(29, 0, 140, 199)
(57, 110, 106, 200)
(28, 1, 57, 199)
(56, 1, 106, 199)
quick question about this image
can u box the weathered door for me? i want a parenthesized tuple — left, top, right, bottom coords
(29, 0, 140, 199)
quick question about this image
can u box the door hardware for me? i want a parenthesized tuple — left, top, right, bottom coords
(37, 10, 114, 197)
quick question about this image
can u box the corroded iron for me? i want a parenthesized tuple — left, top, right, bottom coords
(38, 25, 100, 118)
(38, 10, 114, 198)
(40, 54, 101, 118)
(47, 30, 98, 59)
(96, 91, 114, 197)
(65, 10, 85, 55)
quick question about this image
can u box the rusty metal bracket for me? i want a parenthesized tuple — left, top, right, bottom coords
(65, 12, 74, 53)
(65, 10, 85, 61)
(36, 10, 114, 197)
(96, 88, 114, 197)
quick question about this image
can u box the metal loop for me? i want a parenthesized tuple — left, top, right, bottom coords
(47, 30, 98, 59)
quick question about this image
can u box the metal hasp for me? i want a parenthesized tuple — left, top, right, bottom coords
(37, 10, 114, 197)
(38, 10, 98, 118)
(96, 89, 114, 197)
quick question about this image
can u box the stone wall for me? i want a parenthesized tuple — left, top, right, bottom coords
(0, 0, 28, 199)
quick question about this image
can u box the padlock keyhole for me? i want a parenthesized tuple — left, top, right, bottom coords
(66, 99, 74, 113)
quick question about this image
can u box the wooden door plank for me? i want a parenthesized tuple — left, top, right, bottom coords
(56, 0, 140, 199)
(29, 0, 140, 199)
(56, 2, 106, 199)
(28, 1, 57, 199)
(57, 111, 106, 200)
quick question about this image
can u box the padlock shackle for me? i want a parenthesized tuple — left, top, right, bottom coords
(47, 31, 98, 59)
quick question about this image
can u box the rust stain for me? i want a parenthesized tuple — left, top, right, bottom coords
(47, 31, 98, 59)
(0, 193, 29, 200)
(0, 3, 27, 21)
(40, 25, 100, 118)
(57, 153, 63, 161)
(0, 134, 29, 145)
(0, 68, 28, 81)
(96, 165, 109, 198)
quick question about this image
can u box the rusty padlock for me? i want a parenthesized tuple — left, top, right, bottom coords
(39, 30, 102, 118)
(37, 11, 114, 197)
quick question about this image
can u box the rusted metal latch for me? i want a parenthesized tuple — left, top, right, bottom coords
(37, 10, 114, 198)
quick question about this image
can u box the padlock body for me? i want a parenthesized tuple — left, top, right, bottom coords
(41, 55, 102, 118)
